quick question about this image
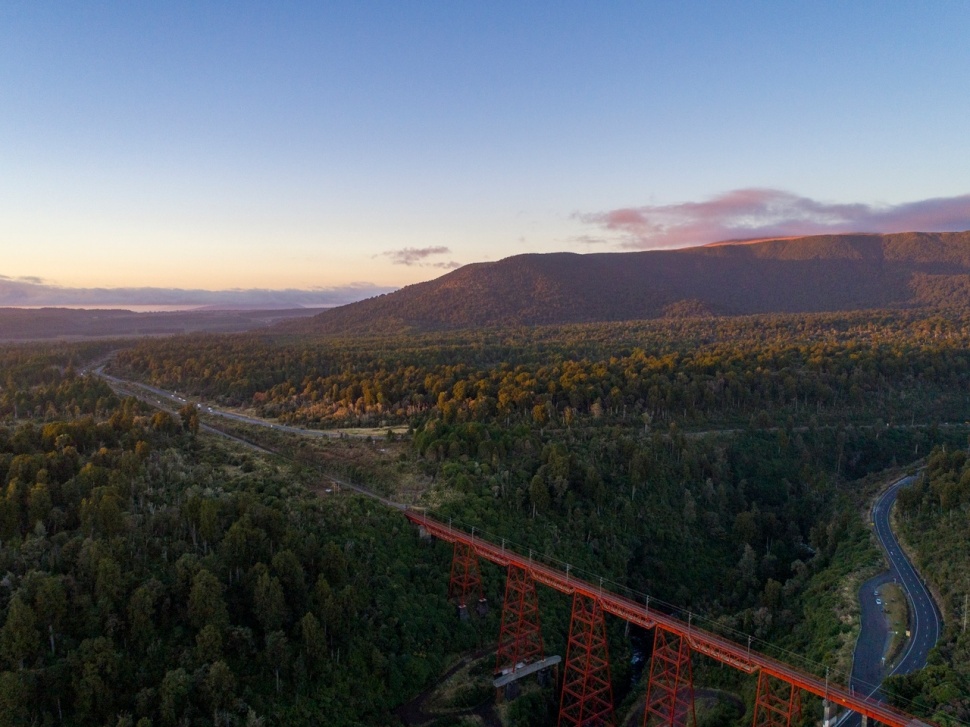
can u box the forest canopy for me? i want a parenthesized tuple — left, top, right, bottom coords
(2, 306, 969, 725)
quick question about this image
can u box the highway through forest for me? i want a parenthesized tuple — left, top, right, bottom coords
(837, 476, 942, 727)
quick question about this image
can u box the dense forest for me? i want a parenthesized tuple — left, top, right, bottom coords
(886, 448, 970, 724)
(0, 347, 470, 726)
(114, 310, 970, 435)
(3, 305, 970, 725)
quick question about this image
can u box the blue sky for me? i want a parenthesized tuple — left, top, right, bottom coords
(2, 2, 970, 307)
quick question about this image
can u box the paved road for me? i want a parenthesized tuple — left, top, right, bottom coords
(872, 477, 942, 676)
(850, 572, 895, 705)
(837, 476, 942, 727)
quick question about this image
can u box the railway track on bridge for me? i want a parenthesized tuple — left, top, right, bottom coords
(406, 511, 933, 727)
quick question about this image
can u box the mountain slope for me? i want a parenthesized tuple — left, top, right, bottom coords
(287, 231, 970, 334)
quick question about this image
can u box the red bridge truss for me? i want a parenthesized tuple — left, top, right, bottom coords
(406, 510, 932, 727)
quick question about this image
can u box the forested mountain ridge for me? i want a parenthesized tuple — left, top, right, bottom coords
(285, 231, 970, 333)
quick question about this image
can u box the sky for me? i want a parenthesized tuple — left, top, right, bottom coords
(2, 2, 970, 308)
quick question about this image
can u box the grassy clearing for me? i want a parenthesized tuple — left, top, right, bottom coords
(194, 414, 435, 501)
(424, 654, 495, 717)
(615, 686, 744, 727)
(332, 424, 411, 436)
(879, 582, 910, 666)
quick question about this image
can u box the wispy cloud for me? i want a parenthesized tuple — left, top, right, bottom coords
(579, 189, 970, 249)
(0, 274, 47, 285)
(0, 279, 396, 309)
(380, 246, 461, 269)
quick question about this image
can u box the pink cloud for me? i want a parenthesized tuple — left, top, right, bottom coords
(579, 189, 970, 249)
(379, 246, 462, 270)
(381, 246, 453, 266)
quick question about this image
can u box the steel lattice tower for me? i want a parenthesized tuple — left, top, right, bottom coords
(558, 592, 614, 727)
(753, 672, 802, 727)
(448, 540, 483, 608)
(495, 563, 544, 674)
(643, 628, 695, 727)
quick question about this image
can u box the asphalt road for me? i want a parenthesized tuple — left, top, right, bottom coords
(850, 571, 894, 704)
(872, 477, 942, 676)
(837, 476, 942, 727)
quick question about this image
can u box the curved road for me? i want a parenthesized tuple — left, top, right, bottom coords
(838, 476, 942, 726)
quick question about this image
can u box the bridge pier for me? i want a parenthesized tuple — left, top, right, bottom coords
(559, 593, 614, 727)
(643, 628, 695, 727)
(496, 563, 544, 675)
(822, 699, 836, 727)
(753, 672, 801, 727)
(449, 541, 483, 616)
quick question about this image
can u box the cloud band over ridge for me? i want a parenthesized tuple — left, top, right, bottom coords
(0, 276, 396, 310)
(581, 189, 970, 249)
(380, 246, 462, 269)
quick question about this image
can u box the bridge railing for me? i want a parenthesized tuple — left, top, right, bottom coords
(405, 510, 933, 727)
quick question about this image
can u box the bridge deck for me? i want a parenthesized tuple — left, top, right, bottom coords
(405, 511, 931, 727)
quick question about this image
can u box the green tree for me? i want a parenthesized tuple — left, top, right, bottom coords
(72, 637, 120, 723)
(95, 555, 124, 609)
(271, 549, 306, 609)
(80, 486, 124, 537)
(0, 594, 38, 669)
(198, 498, 221, 550)
(0, 671, 31, 727)
(128, 579, 163, 650)
(264, 631, 289, 695)
(203, 660, 236, 726)
(158, 668, 190, 727)
(178, 404, 200, 436)
(32, 573, 67, 655)
(196, 624, 223, 664)
(188, 569, 229, 630)
(27, 482, 52, 529)
(253, 568, 287, 633)
(299, 611, 326, 674)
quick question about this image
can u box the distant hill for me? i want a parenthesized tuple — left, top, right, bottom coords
(282, 231, 970, 334)
(0, 307, 325, 342)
